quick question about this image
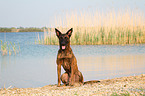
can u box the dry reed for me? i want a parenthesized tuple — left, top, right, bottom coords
(0, 40, 20, 56)
(38, 9, 145, 45)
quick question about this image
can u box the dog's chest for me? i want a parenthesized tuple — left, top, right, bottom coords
(57, 49, 74, 72)
(62, 58, 71, 72)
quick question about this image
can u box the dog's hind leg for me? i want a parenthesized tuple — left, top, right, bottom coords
(79, 71, 84, 84)
(61, 72, 69, 85)
(74, 71, 84, 84)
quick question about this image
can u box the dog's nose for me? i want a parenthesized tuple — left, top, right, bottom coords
(61, 41, 66, 45)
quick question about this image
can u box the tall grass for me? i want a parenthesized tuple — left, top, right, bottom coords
(37, 9, 145, 45)
(1, 40, 8, 55)
(0, 40, 20, 56)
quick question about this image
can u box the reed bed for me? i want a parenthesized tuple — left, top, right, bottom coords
(0, 40, 20, 56)
(37, 9, 145, 45)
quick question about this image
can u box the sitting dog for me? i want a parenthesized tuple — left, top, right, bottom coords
(55, 28, 84, 86)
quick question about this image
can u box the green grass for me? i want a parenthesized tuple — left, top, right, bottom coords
(0, 40, 20, 56)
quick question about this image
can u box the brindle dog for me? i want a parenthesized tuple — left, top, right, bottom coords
(55, 28, 84, 86)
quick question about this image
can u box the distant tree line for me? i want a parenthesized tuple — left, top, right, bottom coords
(0, 27, 51, 32)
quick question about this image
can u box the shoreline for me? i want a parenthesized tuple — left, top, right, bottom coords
(0, 74, 145, 96)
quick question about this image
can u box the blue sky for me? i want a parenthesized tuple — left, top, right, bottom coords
(0, 0, 144, 28)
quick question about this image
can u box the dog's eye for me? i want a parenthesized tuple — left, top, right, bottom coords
(60, 37, 63, 40)
(65, 37, 67, 39)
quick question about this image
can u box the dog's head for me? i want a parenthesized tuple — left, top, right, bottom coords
(55, 28, 73, 50)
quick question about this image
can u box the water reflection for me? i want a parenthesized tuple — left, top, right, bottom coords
(78, 55, 145, 80)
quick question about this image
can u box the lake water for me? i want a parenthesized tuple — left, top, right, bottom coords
(0, 32, 145, 88)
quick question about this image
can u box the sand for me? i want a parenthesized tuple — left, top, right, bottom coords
(0, 74, 145, 96)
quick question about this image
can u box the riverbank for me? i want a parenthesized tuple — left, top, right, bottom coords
(0, 74, 145, 96)
(0, 27, 45, 32)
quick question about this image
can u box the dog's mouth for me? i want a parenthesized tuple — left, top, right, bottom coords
(62, 46, 66, 50)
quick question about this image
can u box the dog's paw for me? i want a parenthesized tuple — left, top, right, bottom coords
(57, 84, 61, 87)
(69, 82, 74, 86)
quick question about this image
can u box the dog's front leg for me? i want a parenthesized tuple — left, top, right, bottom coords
(57, 64, 61, 87)
(69, 64, 74, 86)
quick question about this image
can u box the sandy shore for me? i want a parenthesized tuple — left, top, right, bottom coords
(0, 74, 145, 96)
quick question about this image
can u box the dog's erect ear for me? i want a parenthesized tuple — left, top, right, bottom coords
(55, 28, 62, 38)
(66, 28, 73, 38)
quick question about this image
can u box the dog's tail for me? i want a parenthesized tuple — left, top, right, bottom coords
(84, 80, 100, 85)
